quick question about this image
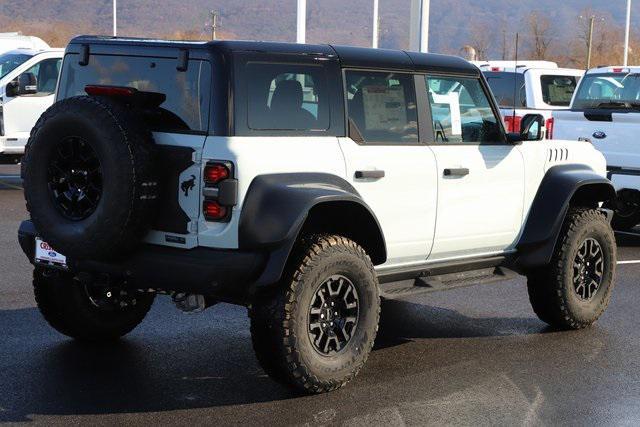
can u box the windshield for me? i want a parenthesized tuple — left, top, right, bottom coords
(0, 53, 32, 80)
(540, 75, 578, 106)
(572, 73, 640, 110)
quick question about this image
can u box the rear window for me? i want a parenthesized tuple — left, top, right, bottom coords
(483, 72, 526, 108)
(57, 54, 211, 133)
(246, 62, 330, 131)
(540, 75, 577, 106)
(572, 73, 640, 110)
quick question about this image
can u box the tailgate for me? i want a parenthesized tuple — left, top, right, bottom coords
(553, 110, 640, 169)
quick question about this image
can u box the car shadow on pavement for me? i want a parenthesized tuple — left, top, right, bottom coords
(615, 231, 640, 247)
(0, 297, 562, 422)
(375, 298, 553, 350)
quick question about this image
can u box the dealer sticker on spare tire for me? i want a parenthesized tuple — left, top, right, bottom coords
(35, 238, 67, 269)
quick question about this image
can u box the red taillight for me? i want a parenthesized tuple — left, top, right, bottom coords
(204, 163, 230, 185)
(503, 115, 522, 133)
(545, 117, 555, 139)
(203, 200, 227, 221)
(85, 85, 137, 97)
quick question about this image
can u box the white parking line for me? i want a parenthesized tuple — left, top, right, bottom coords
(618, 260, 640, 265)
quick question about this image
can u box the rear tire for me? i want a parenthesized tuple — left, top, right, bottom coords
(249, 235, 380, 393)
(526, 208, 616, 330)
(34, 268, 155, 341)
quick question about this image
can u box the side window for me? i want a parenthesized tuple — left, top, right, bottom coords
(246, 62, 330, 131)
(345, 70, 418, 144)
(22, 58, 62, 96)
(426, 75, 503, 145)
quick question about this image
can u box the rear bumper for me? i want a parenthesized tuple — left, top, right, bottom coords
(18, 220, 268, 304)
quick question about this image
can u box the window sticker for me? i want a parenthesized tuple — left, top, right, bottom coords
(432, 92, 462, 136)
(362, 85, 408, 131)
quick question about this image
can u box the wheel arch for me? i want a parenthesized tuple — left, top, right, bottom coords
(515, 164, 615, 271)
(238, 173, 387, 293)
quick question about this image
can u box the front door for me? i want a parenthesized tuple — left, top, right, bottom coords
(424, 74, 525, 260)
(339, 70, 438, 265)
(3, 57, 61, 147)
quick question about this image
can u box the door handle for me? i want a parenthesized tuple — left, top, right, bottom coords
(443, 168, 469, 177)
(355, 170, 385, 179)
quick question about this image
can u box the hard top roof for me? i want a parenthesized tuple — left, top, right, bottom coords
(69, 36, 479, 76)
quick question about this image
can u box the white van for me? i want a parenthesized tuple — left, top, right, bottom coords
(0, 48, 64, 163)
(0, 33, 49, 54)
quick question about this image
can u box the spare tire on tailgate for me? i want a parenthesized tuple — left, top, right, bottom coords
(22, 96, 158, 260)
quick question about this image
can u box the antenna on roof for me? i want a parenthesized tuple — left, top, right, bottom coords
(511, 32, 519, 134)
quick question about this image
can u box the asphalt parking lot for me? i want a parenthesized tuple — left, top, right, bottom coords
(2, 164, 640, 426)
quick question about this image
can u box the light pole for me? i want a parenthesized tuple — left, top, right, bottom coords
(409, 0, 430, 52)
(296, 0, 306, 44)
(372, 0, 379, 48)
(624, 0, 632, 66)
(113, 0, 117, 36)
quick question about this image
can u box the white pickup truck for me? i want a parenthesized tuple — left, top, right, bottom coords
(0, 48, 64, 163)
(477, 61, 584, 138)
(554, 66, 640, 230)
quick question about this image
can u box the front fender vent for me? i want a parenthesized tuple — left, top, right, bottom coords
(548, 148, 569, 163)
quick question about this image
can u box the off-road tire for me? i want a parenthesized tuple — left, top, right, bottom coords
(249, 235, 380, 393)
(527, 208, 616, 330)
(22, 96, 157, 260)
(33, 268, 155, 341)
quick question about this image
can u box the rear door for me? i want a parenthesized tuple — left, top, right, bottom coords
(424, 74, 525, 260)
(338, 70, 438, 265)
(56, 51, 212, 249)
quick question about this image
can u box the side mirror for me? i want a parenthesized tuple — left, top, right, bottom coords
(5, 72, 37, 97)
(506, 114, 544, 143)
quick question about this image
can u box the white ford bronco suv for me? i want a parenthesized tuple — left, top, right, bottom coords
(554, 66, 640, 230)
(19, 36, 617, 393)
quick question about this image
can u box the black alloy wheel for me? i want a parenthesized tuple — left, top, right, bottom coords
(308, 274, 360, 355)
(47, 136, 102, 221)
(573, 237, 604, 301)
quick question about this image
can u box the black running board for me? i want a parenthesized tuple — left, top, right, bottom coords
(377, 255, 518, 299)
(380, 266, 518, 299)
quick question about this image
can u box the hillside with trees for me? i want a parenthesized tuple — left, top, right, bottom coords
(0, 0, 638, 67)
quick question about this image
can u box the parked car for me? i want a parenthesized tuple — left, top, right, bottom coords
(0, 48, 64, 163)
(19, 37, 617, 393)
(553, 66, 640, 230)
(477, 60, 584, 138)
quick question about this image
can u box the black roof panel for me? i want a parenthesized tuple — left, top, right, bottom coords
(69, 36, 478, 76)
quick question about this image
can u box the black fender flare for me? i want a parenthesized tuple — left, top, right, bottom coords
(238, 173, 386, 291)
(515, 164, 615, 271)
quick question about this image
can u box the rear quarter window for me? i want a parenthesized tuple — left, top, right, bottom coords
(483, 72, 526, 108)
(540, 75, 577, 106)
(57, 54, 211, 133)
(245, 62, 330, 131)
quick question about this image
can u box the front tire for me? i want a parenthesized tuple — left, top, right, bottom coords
(34, 268, 155, 341)
(249, 235, 380, 393)
(527, 208, 616, 330)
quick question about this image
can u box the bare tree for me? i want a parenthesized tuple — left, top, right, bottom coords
(466, 19, 494, 61)
(526, 12, 552, 59)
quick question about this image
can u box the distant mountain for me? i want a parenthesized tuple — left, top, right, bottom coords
(0, 0, 636, 62)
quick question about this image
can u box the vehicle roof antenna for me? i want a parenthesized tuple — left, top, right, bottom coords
(512, 32, 519, 133)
